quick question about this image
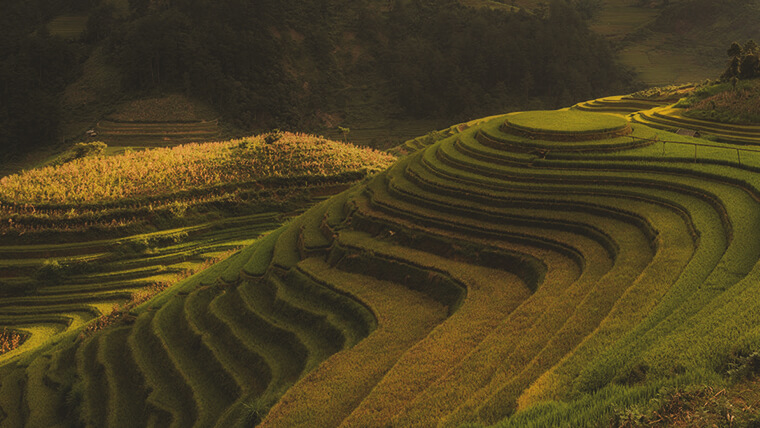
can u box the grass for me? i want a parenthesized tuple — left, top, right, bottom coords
(127, 311, 197, 427)
(333, 230, 534, 426)
(258, 258, 448, 428)
(362, 141, 705, 424)
(362, 113, 756, 424)
(572, 95, 674, 116)
(98, 327, 149, 428)
(184, 287, 269, 393)
(7, 101, 760, 428)
(154, 296, 240, 426)
(0, 132, 394, 205)
(680, 79, 760, 125)
(458, 0, 517, 12)
(0, 127, 391, 425)
(506, 110, 628, 134)
(23, 355, 64, 426)
(77, 334, 108, 427)
(617, 37, 718, 86)
(86, 94, 223, 148)
(630, 104, 760, 144)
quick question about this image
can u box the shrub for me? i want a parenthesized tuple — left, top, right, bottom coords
(264, 129, 284, 144)
(73, 141, 107, 159)
(34, 259, 65, 286)
(725, 351, 760, 381)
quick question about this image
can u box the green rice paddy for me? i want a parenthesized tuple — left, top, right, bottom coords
(3, 95, 760, 426)
(506, 110, 628, 134)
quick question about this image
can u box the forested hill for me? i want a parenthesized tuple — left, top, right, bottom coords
(0, 0, 636, 160)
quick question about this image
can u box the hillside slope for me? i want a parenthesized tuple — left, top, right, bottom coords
(1, 0, 637, 174)
(4, 103, 760, 426)
(0, 132, 393, 367)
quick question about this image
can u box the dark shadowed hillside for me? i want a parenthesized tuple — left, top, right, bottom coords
(0, 0, 636, 172)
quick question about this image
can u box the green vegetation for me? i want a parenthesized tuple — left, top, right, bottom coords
(630, 105, 760, 144)
(633, 0, 760, 85)
(3, 100, 760, 426)
(505, 110, 628, 135)
(572, 95, 672, 116)
(0, 0, 637, 171)
(0, 132, 393, 204)
(630, 42, 760, 136)
(5, 1, 760, 425)
(609, 382, 760, 427)
(676, 79, 760, 125)
(0, 130, 390, 375)
(85, 94, 223, 147)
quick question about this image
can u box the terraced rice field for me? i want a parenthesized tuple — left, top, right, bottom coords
(90, 94, 223, 147)
(572, 95, 671, 116)
(94, 119, 221, 147)
(630, 105, 760, 145)
(0, 132, 392, 374)
(4, 107, 760, 426)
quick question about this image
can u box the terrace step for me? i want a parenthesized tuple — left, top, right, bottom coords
(425, 131, 732, 235)
(95, 120, 220, 140)
(281, 268, 374, 349)
(153, 295, 240, 427)
(242, 228, 285, 278)
(363, 167, 616, 268)
(330, 230, 536, 426)
(296, 200, 334, 258)
(630, 107, 760, 144)
(43, 344, 76, 389)
(209, 286, 304, 398)
(77, 335, 109, 427)
(183, 286, 268, 395)
(239, 274, 346, 369)
(24, 355, 67, 427)
(258, 258, 447, 428)
(98, 326, 150, 428)
(572, 95, 668, 115)
(347, 177, 672, 424)
(128, 311, 197, 428)
(0, 369, 26, 428)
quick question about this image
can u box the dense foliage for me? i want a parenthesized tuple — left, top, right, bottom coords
(0, 0, 83, 158)
(721, 40, 760, 81)
(0, 0, 637, 161)
(103, 0, 635, 122)
(377, 0, 634, 117)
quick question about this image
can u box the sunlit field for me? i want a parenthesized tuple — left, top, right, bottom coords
(3, 96, 760, 426)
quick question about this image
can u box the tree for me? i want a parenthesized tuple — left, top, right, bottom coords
(84, 4, 118, 42)
(744, 39, 759, 56)
(721, 56, 741, 81)
(728, 41, 743, 59)
(575, 0, 603, 20)
(740, 53, 760, 79)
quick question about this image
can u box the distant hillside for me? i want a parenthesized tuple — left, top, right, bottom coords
(1, 0, 636, 172)
(502, 0, 760, 86)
